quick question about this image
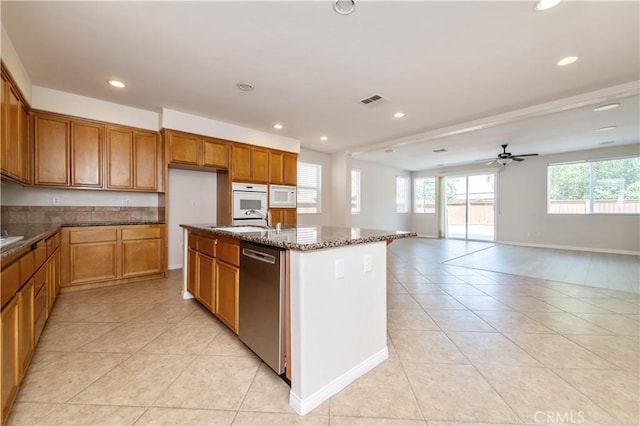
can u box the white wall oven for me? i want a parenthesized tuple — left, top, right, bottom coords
(232, 183, 268, 226)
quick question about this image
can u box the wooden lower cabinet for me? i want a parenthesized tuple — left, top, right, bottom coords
(270, 208, 297, 227)
(187, 232, 240, 334)
(17, 279, 34, 379)
(1, 297, 19, 424)
(62, 225, 166, 290)
(215, 261, 239, 333)
(196, 253, 216, 312)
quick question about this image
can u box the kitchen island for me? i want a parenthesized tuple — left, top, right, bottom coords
(180, 224, 416, 415)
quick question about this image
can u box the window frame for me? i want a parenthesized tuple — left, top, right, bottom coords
(413, 176, 436, 214)
(297, 161, 322, 214)
(547, 156, 639, 215)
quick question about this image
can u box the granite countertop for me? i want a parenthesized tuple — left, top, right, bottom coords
(1, 221, 166, 261)
(181, 223, 417, 251)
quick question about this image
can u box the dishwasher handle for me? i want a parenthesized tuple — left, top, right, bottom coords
(242, 247, 276, 264)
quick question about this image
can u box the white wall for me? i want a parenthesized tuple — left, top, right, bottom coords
(1, 27, 32, 102)
(296, 149, 334, 226)
(351, 159, 411, 232)
(0, 180, 159, 207)
(411, 144, 640, 253)
(167, 169, 217, 269)
(330, 152, 352, 228)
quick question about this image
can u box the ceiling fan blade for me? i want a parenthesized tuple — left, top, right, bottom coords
(513, 153, 538, 157)
(485, 160, 496, 166)
(512, 157, 525, 162)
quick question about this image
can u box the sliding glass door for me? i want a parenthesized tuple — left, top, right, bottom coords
(445, 173, 495, 241)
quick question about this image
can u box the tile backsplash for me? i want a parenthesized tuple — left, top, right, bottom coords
(1, 206, 162, 226)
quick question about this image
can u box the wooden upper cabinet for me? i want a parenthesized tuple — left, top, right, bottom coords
(283, 153, 297, 186)
(167, 131, 199, 166)
(71, 121, 103, 188)
(133, 131, 159, 191)
(0, 69, 30, 184)
(106, 127, 133, 189)
(231, 145, 251, 181)
(20, 106, 30, 185)
(6, 85, 21, 180)
(166, 129, 229, 170)
(269, 151, 297, 185)
(231, 144, 268, 183)
(269, 151, 284, 184)
(202, 137, 229, 169)
(106, 126, 159, 191)
(0, 74, 7, 174)
(34, 114, 70, 186)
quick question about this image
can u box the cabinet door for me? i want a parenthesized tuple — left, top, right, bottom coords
(17, 279, 34, 379)
(269, 151, 284, 184)
(7, 85, 21, 179)
(283, 208, 297, 226)
(34, 115, 70, 186)
(202, 138, 229, 169)
(47, 250, 60, 312)
(187, 248, 198, 296)
(106, 127, 133, 189)
(231, 145, 251, 181)
(0, 75, 7, 174)
(251, 147, 269, 183)
(168, 131, 199, 166)
(269, 208, 283, 226)
(122, 238, 162, 277)
(69, 241, 118, 284)
(20, 105, 30, 184)
(283, 153, 297, 186)
(215, 261, 239, 333)
(1, 297, 19, 423)
(71, 121, 103, 187)
(133, 131, 159, 191)
(196, 253, 215, 312)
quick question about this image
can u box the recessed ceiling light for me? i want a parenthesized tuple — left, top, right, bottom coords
(557, 56, 579, 67)
(594, 103, 620, 112)
(536, 0, 562, 11)
(597, 126, 617, 132)
(334, 0, 356, 15)
(320, 136, 328, 141)
(393, 112, 405, 118)
(107, 80, 125, 88)
(237, 82, 254, 91)
(273, 123, 283, 130)
(384, 149, 395, 153)
(599, 141, 615, 145)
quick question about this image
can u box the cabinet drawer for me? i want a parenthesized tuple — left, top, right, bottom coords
(33, 265, 47, 295)
(46, 233, 60, 256)
(69, 229, 117, 244)
(217, 238, 240, 266)
(1, 262, 20, 308)
(188, 234, 198, 250)
(122, 227, 161, 240)
(19, 251, 35, 283)
(197, 236, 216, 258)
(34, 242, 47, 269)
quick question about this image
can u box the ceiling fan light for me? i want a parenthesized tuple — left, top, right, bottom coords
(497, 158, 512, 166)
(334, 0, 356, 15)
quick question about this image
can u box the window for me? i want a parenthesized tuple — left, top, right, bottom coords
(548, 156, 639, 214)
(351, 169, 361, 214)
(414, 177, 436, 213)
(396, 176, 410, 213)
(297, 162, 322, 214)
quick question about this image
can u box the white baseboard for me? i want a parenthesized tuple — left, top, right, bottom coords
(289, 347, 389, 416)
(168, 264, 183, 270)
(498, 240, 640, 256)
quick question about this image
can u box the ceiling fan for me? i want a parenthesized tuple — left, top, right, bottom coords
(486, 144, 539, 166)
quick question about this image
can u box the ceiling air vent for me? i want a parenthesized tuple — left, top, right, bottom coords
(433, 148, 447, 153)
(359, 93, 389, 106)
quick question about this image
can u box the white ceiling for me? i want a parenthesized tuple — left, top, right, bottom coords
(2, 1, 639, 171)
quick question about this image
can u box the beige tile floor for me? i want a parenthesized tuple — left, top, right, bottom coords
(7, 238, 640, 425)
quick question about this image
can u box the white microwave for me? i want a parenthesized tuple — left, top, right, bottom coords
(269, 184, 297, 208)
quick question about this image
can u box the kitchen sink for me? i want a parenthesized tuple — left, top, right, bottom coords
(213, 226, 268, 233)
(0, 236, 24, 248)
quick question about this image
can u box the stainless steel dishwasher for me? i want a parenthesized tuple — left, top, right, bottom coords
(239, 241, 286, 375)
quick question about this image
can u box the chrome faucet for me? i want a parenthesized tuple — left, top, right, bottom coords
(246, 209, 271, 229)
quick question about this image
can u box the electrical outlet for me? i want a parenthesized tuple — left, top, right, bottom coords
(335, 258, 344, 279)
(52, 197, 59, 205)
